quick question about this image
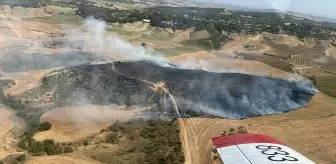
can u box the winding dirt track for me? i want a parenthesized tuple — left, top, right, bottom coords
(179, 93, 336, 164)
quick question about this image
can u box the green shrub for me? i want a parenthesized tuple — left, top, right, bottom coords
(128, 135, 135, 141)
(83, 139, 89, 146)
(229, 128, 235, 132)
(63, 146, 73, 153)
(43, 139, 63, 155)
(16, 154, 26, 162)
(38, 122, 52, 131)
(106, 132, 119, 144)
(28, 140, 44, 156)
(18, 140, 28, 150)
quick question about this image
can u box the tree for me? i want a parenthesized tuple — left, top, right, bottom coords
(18, 140, 28, 150)
(83, 139, 89, 146)
(38, 122, 52, 131)
(16, 154, 26, 162)
(64, 146, 73, 153)
(29, 140, 44, 156)
(229, 128, 234, 133)
(106, 132, 120, 144)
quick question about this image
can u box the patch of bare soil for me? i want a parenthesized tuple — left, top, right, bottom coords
(190, 30, 211, 40)
(25, 156, 99, 164)
(2, 69, 52, 96)
(131, 40, 171, 49)
(169, 51, 216, 63)
(273, 34, 303, 47)
(170, 30, 192, 42)
(123, 21, 150, 32)
(33, 105, 150, 142)
(0, 21, 61, 34)
(0, 5, 50, 19)
(0, 106, 25, 160)
(221, 34, 273, 55)
(326, 46, 336, 59)
(0, 35, 31, 49)
(179, 93, 336, 164)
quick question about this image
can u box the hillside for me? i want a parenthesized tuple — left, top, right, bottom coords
(20, 61, 316, 119)
(0, 0, 335, 163)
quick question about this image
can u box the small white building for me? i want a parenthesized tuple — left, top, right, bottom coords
(142, 19, 151, 23)
(284, 23, 291, 26)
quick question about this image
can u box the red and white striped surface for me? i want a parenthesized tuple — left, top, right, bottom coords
(212, 134, 315, 164)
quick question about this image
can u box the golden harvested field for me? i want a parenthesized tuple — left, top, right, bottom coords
(169, 51, 215, 63)
(34, 105, 150, 142)
(0, 106, 25, 159)
(179, 93, 336, 164)
(2, 69, 52, 96)
(25, 156, 99, 164)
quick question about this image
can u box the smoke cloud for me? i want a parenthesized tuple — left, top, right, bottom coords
(65, 17, 169, 66)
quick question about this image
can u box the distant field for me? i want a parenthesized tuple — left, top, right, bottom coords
(155, 45, 205, 57)
(23, 14, 83, 26)
(315, 75, 336, 97)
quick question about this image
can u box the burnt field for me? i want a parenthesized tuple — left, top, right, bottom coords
(39, 60, 317, 119)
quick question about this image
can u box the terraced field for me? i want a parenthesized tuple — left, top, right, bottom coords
(287, 55, 336, 71)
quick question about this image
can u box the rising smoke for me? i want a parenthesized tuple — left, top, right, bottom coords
(65, 17, 170, 66)
(58, 18, 317, 119)
(0, 16, 317, 120)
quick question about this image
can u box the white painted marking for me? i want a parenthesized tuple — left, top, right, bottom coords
(237, 143, 316, 164)
(216, 143, 315, 164)
(217, 145, 251, 164)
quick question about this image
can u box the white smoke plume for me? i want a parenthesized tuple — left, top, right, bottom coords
(65, 17, 169, 66)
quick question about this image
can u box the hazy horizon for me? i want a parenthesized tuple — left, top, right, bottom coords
(194, 0, 336, 19)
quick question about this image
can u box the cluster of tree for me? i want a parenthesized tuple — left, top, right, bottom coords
(18, 134, 74, 156)
(92, 119, 184, 164)
(74, 4, 336, 40)
(37, 122, 52, 131)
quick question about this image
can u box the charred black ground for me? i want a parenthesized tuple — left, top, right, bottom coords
(39, 60, 316, 119)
